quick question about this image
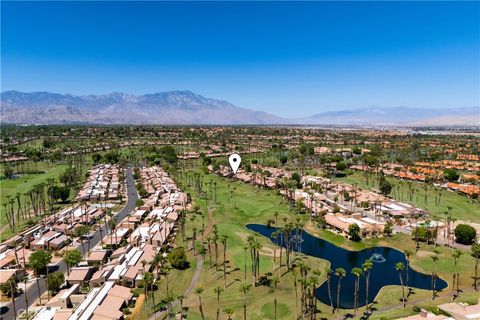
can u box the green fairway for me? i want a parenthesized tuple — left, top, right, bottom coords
(0, 161, 69, 240)
(333, 172, 479, 223)
(136, 167, 478, 320)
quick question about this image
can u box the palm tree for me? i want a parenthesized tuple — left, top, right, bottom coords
(29, 249, 52, 305)
(431, 248, 442, 299)
(292, 264, 299, 319)
(223, 306, 234, 320)
(243, 245, 248, 284)
(177, 294, 185, 314)
(325, 267, 334, 313)
(472, 243, 480, 290)
(192, 226, 198, 255)
(165, 290, 175, 319)
(109, 216, 118, 247)
(195, 287, 205, 320)
(298, 259, 311, 316)
(214, 286, 224, 320)
(213, 228, 219, 269)
(143, 271, 154, 307)
(22, 275, 29, 317)
(334, 267, 346, 314)
(221, 234, 229, 287)
(403, 249, 413, 292)
(395, 262, 406, 307)
(240, 284, 251, 320)
(452, 249, 462, 298)
(351, 267, 363, 317)
(312, 269, 322, 315)
(271, 231, 278, 272)
(362, 259, 373, 309)
(161, 264, 172, 294)
(272, 276, 280, 320)
(248, 235, 262, 286)
(8, 277, 18, 318)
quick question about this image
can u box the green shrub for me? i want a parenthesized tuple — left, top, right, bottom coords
(455, 224, 477, 245)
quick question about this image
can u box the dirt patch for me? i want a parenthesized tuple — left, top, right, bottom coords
(235, 230, 250, 242)
(260, 246, 281, 258)
(416, 250, 434, 258)
(129, 293, 145, 320)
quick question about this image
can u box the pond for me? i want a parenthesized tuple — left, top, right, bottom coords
(246, 224, 447, 309)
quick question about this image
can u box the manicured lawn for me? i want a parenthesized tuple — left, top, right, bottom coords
(136, 244, 198, 319)
(136, 168, 478, 320)
(0, 159, 91, 241)
(333, 172, 480, 222)
(0, 161, 70, 240)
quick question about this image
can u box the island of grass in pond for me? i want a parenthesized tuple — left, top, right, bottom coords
(246, 224, 447, 309)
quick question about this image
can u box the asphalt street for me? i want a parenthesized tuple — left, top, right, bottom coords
(1, 166, 138, 320)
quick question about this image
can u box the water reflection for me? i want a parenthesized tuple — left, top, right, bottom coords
(246, 224, 447, 309)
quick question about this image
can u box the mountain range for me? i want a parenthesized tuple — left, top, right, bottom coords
(1, 90, 479, 127)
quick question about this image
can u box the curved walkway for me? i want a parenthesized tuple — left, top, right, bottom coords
(149, 207, 215, 320)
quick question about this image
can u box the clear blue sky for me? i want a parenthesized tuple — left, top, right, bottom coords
(1, 1, 479, 117)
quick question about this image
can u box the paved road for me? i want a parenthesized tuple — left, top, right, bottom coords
(1, 166, 138, 320)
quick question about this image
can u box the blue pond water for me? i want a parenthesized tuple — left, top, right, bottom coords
(246, 224, 447, 309)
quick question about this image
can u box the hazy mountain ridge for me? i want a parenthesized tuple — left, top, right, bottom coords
(298, 106, 480, 126)
(1, 90, 287, 125)
(1, 91, 478, 126)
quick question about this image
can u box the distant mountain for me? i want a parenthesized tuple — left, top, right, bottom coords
(297, 106, 480, 126)
(1, 91, 478, 126)
(0, 90, 286, 125)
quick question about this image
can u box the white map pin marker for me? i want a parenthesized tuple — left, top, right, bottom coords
(229, 153, 241, 174)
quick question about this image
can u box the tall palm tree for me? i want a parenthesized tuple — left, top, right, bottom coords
(271, 231, 278, 272)
(248, 235, 262, 286)
(192, 226, 198, 255)
(221, 234, 229, 287)
(291, 264, 299, 319)
(214, 286, 224, 320)
(431, 248, 442, 299)
(309, 273, 320, 318)
(195, 287, 205, 320)
(22, 275, 29, 316)
(395, 262, 406, 308)
(298, 259, 311, 316)
(452, 249, 462, 298)
(206, 237, 213, 268)
(312, 269, 322, 315)
(362, 259, 373, 309)
(243, 245, 248, 284)
(143, 271, 153, 307)
(30, 249, 52, 305)
(9, 278, 18, 318)
(472, 243, 480, 290)
(272, 276, 280, 320)
(403, 249, 413, 292)
(213, 228, 219, 270)
(239, 284, 252, 320)
(325, 267, 334, 313)
(334, 267, 346, 314)
(177, 294, 185, 314)
(351, 267, 363, 317)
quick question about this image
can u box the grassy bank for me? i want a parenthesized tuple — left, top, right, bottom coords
(134, 167, 478, 320)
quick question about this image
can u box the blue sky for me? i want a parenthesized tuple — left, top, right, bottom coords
(1, 1, 479, 117)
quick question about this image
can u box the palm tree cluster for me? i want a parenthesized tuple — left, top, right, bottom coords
(3, 159, 84, 232)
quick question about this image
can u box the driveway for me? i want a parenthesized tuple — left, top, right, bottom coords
(1, 166, 138, 320)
